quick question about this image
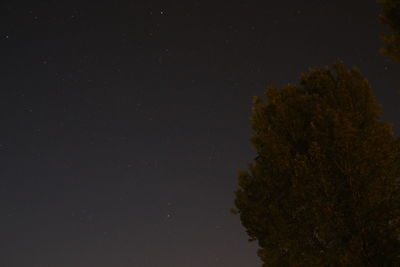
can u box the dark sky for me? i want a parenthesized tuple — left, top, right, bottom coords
(1, 1, 399, 266)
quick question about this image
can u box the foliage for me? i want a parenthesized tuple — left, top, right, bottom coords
(379, 0, 400, 62)
(233, 62, 400, 266)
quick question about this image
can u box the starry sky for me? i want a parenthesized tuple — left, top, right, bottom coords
(1, 1, 399, 266)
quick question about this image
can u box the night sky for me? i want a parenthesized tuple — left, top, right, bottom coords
(1, 1, 400, 266)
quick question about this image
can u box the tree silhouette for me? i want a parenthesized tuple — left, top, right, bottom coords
(233, 62, 400, 266)
(379, 0, 400, 62)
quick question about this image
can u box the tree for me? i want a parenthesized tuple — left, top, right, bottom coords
(233, 62, 400, 266)
(379, 0, 400, 62)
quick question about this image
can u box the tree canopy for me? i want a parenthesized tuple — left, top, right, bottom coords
(379, 0, 400, 62)
(233, 62, 400, 266)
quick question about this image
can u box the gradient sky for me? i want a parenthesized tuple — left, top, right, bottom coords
(1, 1, 399, 266)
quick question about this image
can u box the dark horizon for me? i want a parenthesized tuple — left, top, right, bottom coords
(1, 1, 399, 266)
